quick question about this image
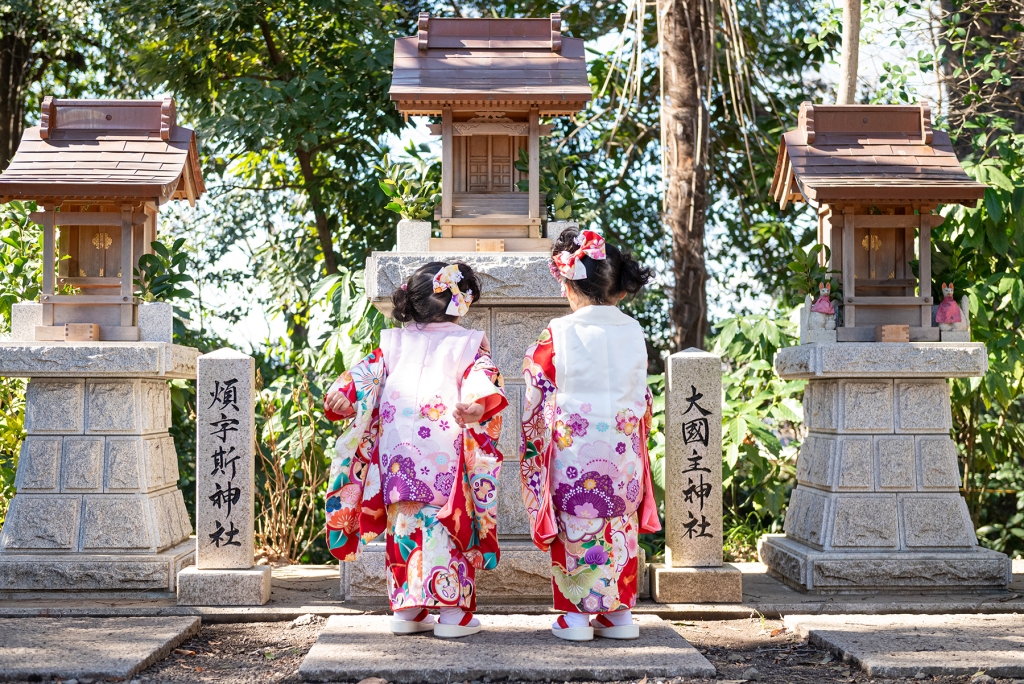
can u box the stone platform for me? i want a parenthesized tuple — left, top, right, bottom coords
(2, 562, 1020, 621)
(298, 614, 716, 683)
(784, 613, 1024, 677)
(0, 615, 200, 682)
(762, 342, 1011, 593)
(0, 341, 199, 593)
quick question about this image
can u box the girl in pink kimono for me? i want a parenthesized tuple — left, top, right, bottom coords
(323, 262, 508, 638)
(521, 229, 661, 642)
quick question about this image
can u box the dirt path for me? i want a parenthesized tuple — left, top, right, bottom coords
(120, 616, 992, 684)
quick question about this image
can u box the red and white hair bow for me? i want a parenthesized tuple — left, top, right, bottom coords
(551, 230, 607, 280)
(432, 264, 473, 317)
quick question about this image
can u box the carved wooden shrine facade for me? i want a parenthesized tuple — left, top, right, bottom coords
(390, 14, 591, 251)
(771, 103, 984, 341)
(0, 97, 204, 342)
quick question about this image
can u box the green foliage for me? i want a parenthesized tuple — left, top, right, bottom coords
(134, 238, 195, 302)
(639, 374, 666, 560)
(787, 244, 839, 300)
(515, 150, 582, 221)
(0, 201, 40, 526)
(932, 128, 1024, 557)
(0, 201, 41, 326)
(713, 314, 804, 560)
(375, 152, 441, 221)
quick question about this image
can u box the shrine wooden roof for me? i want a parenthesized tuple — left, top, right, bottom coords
(0, 97, 205, 206)
(390, 14, 591, 115)
(770, 102, 985, 208)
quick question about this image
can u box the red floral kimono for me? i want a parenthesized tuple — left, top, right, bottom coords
(520, 307, 660, 614)
(325, 325, 507, 612)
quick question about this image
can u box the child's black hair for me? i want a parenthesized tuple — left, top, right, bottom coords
(392, 261, 481, 324)
(550, 227, 653, 304)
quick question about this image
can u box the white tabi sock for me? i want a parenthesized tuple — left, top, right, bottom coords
(393, 607, 435, 623)
(597, 609, 633, 626)
(439, 607, 479, 627)
(553, 611, 591, 630)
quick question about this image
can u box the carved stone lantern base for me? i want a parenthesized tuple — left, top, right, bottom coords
(760, 342, 1012, 594)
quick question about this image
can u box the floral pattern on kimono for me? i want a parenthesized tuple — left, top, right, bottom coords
(386, 503, 477, 611)
(325, 343, 507, 599)
(520, 325, 660, 613)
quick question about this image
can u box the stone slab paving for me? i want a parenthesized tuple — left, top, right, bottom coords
(0, 616, 200, 682)
(298, 614, 716, 682)
(784, 613, 1024, 677)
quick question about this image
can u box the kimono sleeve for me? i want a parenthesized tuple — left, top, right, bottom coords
(519, 327, 559, 551)
(325, 348, 387, 561)
(438, 347, 508, 570)
(460, 343, 509, 423)
(637, 385, 663, 534)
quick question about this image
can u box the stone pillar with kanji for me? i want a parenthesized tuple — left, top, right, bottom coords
(177, 348, 271, 605)
(650, 349, 743, 603)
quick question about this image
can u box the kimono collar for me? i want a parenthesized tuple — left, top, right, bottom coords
(565, 305, 634, 326)
(405, 322, 466, 333)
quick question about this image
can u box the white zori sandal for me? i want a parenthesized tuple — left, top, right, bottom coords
(433, 611, 481, 638)
(390, 607, 435, 634)
(551, 614, 594, 641)
(591, 613, 640, 640)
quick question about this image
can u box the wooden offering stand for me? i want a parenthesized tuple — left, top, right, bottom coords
(390, 14, 591, 252)
(0, 97, 204, 341)
(771, 102, 984, 341)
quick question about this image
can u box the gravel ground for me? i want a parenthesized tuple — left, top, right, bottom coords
(27, 615, 1019, 684)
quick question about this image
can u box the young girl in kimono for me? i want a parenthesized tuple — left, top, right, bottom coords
(520, 228, 660, 642)
(323, 261, 508, 638)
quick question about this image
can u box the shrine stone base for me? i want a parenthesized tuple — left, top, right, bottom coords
(650, 563, 743, 603)
(176, 565, 272, 606)
(0, 342, 199, 594)
(760, 342, 1011, 594)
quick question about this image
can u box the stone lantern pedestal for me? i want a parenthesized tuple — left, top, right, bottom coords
(0, 307, 197, 595)
(759, 342, 1012, 594)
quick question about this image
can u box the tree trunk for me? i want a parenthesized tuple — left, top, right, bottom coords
(296, 148, 338, 275)
(0, 31, 33, 170)
(660, 0, 709, 351)
(836, 0, 861, 104)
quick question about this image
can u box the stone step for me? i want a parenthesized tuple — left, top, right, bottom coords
(784, 613, 1024, 677)
(298, 614, 715, 683)
(0, 616, 200, 682)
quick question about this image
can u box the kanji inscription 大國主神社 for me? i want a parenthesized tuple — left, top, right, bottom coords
(665, 352, 724, 567)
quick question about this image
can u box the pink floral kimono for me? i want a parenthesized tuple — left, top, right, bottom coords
(520, 305, 661, 614)
(325, 323, 508, 612)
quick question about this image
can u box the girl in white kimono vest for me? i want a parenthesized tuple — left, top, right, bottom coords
(521, 229, 661, 642)
(324, 262, 508, 638)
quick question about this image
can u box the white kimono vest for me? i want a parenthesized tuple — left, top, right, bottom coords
(377, 323, 485, 507)
(548, 305, 649, 519)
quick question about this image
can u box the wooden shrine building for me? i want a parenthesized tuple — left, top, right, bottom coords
(771, 102, 985, 341)
(0, 97, 204, 342)
(390, 14, 591, 251)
